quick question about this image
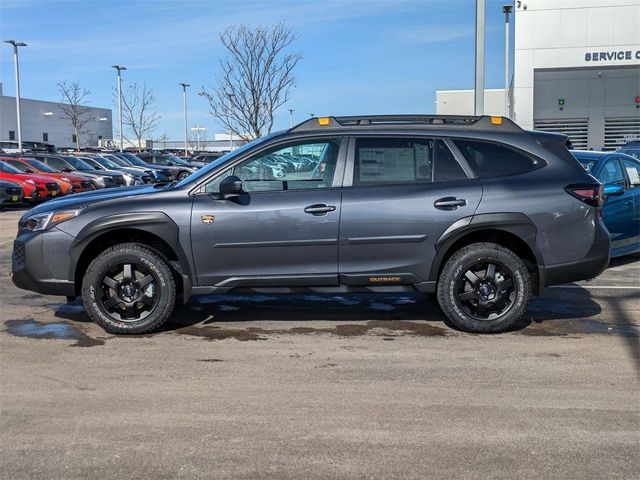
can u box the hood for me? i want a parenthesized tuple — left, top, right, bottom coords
(26, 184, 162, 216)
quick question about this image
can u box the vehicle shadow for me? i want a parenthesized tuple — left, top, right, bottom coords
(54, 287, 607, 337)
(51, 275, 637, 344)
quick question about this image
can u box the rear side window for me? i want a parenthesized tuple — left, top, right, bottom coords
(354, 138, 467, 186)
(454, 139, 542, 178)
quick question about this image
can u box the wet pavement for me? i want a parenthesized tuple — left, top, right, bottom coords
(0, 209, 639, 479)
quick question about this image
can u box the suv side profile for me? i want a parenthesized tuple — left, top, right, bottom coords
(12, 115, 610, 334)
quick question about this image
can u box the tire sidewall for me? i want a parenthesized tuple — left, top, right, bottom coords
(82, 245, 175, 334)
(439, 244, 531, 333)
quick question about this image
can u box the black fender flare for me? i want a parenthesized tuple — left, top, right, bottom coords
(429, 212, 544, 291)
(68, 211, 193, 300)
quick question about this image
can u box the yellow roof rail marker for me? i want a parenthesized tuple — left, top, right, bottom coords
(318, 117, 330, 126)
(491, 116, 503, 125)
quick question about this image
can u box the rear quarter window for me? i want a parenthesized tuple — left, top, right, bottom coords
(454, 139, 544, 178)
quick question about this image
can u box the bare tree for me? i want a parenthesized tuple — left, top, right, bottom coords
(58, 81, 93, 150)
(200, 22, 302, 141)
(120, 83, 161, 152)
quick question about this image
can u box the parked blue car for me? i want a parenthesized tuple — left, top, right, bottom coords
(572, 150, 640, 258)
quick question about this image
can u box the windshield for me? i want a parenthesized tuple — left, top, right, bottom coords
(173, 132, 282, 188)
(24, 159, 59, 172)
(572, 154, 599, 173)
(0, 161, 23, 173)
(103, 155, 128, 166)
(62, 156, 95, 171)
(120, 153, 147, 166)
(95, 156, 122, 169)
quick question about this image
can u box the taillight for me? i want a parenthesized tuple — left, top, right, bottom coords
(565, 183, 604, 208)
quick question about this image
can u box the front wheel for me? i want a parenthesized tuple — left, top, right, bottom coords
(82, 243, 176, 334)
(437, 242, 532, 333)
(177, 171, 190, 180)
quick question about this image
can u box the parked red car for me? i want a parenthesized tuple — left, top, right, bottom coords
(0, 160, 61, 203)
(7, 157, 95, 193)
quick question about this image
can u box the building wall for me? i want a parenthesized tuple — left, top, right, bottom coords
(1, 94, 113, 148)
(435, 89, 506, 116)
(513, 0, 640, 130)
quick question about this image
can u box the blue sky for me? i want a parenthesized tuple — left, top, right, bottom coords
(1, 0, 513, 139)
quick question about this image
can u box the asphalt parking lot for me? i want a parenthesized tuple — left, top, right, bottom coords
(0, 208, 638, 479)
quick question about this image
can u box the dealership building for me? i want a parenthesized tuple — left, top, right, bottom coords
(0, 83, 113, 149)
(436, 0, 640, 150)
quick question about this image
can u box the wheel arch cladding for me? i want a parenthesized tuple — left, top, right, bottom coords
(69, 212, 193, 299)
(430, 213, 541, 292)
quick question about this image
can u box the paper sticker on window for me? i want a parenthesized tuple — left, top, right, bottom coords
(626, 166, 640, 185)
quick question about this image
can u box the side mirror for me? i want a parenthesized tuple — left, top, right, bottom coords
(24, 168, 35, 173)
(604, 183, 625, 197)
(62, 167, 73, 172)
(166, 161, 174, 166)
(219, 175, 243, 199)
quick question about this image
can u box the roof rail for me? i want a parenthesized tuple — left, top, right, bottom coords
(291, 114, 523, 133)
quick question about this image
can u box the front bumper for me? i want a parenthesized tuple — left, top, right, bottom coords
(12, 229, 76, 296)
(538, 217, 610, 292)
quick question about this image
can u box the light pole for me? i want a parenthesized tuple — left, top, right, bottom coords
(474, 0, 485, 116)
(289, 109, 294, 128)
(4, 40, 27, 152)
(111, 65, 126, 151)
(179, 83, 190, 156)
(503, 4, 513, 118)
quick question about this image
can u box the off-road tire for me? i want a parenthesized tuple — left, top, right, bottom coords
(437, 242, 532, 333)
(82, 243, 176, 334)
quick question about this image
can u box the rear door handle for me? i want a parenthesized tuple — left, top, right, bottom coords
(304, 204, 336, 216)
(434, 197, 467, 210)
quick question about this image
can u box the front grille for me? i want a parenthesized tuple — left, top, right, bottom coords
(6, 187, 22, 196)
(12, 241, 25, 270)
(114, 176, 126, 186)
(46, 182, 60, 192)
(142, 175, 153, 184)
(81, 181, 93, 190)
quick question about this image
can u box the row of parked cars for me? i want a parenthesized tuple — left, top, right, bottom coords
(0, 150, 207, 209)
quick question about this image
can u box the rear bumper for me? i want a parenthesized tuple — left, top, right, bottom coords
(538, 218, 610, 293)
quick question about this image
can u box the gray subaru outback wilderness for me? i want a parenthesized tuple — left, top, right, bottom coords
(12, 115, 610, 334)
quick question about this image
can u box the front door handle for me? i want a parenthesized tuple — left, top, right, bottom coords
(434, 197, 467, 210)
(304, 204, 336, 216)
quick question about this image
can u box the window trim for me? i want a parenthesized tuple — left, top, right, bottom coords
(344, 135, 472, 188)
(193, 135, 348, 196)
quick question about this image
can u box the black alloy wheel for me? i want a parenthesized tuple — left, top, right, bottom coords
(98, 261, 158, 322)
(454, 260, 516, 321)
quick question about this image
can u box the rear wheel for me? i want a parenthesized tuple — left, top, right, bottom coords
(82, 243, 176, 334)
(437, 242, 531, 333)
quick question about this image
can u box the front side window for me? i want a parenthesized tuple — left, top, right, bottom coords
(600, 159, 625, 185)
(622, 159, 640, 187)
(8, 131, 15, 141)
(204, 139, 341, 193)
(454, 139, 543, 178)
(42, 133, 48, 142)
(354, 138, 467, 186)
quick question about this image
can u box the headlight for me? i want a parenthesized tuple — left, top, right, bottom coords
(25, 210, 81, 231)
(61, 177, 71, 182)
(26, 179, 35, 184)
